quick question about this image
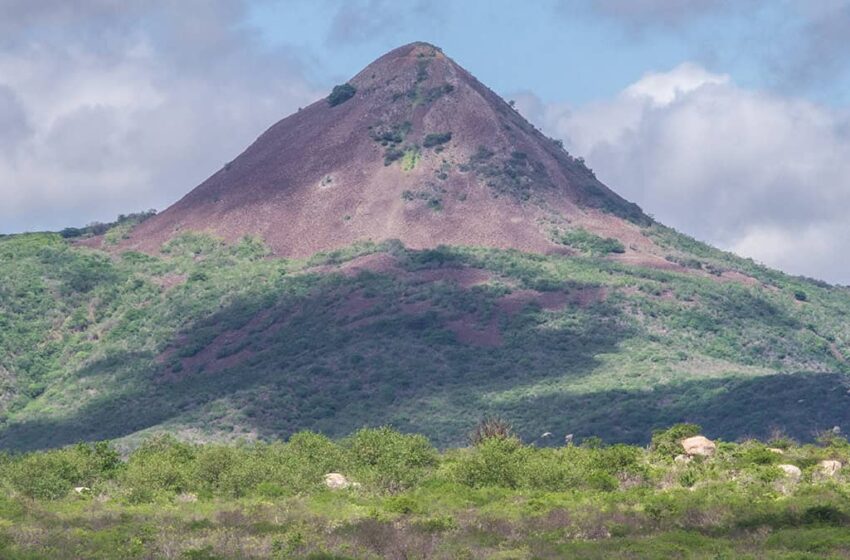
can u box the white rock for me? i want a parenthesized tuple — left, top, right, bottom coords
(819, 460, 842, 477)
(778, 464, 802, 480)
(674, 454, 692, 464)
(324, 473, 355, 490)
(681, 436, 716, 457)
(768, 448, 784, 454)
(73, 486, 90, 494)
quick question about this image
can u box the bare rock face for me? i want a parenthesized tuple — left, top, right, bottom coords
(324, 473, 356, 490)
(819, 460, 842, 477)
(681, 436, 716, 457)
(778, 464, 802, 480)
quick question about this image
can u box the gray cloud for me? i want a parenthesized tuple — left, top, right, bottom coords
(522, 63, 850, 284)
(580, 0, 736, 28)
(0, 0, 322, 233)
(325, 0, 445, 45)
(777, 2, 850, 91)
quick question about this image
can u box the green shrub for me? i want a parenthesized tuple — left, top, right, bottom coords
(121, 435, 196, 502)
(451, 436, 528, 488)
(651, 424, 702, 458)
(5, 452, 79, 500)
(556, 228, 626, 255)
(327, 83, 356, 107)
(346, 427, 438, 492)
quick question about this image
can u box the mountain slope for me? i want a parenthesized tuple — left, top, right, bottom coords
(123, 42, 647, 258)
(2, 43, 850, 451)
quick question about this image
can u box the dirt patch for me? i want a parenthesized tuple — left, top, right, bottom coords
(151, 274, 187, 290)
(719, 270, 760, 286)
(156, 308, 284, 381)
(497, 288, 601, 315)
(338, 253, 403, 276)
(411, 266, 491, 287)
(336, 290, 380, 319)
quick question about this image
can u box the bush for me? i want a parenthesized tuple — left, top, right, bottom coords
(469, 417, 514, 446)
(3, 442, 121, 500)
(451, 436, 528, 488)
(328, 83, 357, 107)
(346, 427, 438, 492)
(121, 435, 196, 502)
(556, 228, 626, 255)
(651, 424, 702, 458)
(423, 132, 452, 148)
(6, 452, 78, 500)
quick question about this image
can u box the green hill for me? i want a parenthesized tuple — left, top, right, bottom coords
(1, 221, 848, 451)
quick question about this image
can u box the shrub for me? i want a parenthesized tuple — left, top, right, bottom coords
(423, 132, 452, 148)
(327, 83, 356, 107)
(451, 436, 528, 488)
(6, 452, 79, 500)
(121, 435, 196, 502)
(469, 417, 514, 446)
(651, 424, 702, 458)
(3, 442, 121, 500)
(346, 427, 438, 492)
(282, 431, 348, 491)
(556, 228, 626, 255)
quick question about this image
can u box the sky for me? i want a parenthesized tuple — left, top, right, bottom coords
(2, 1, 850, 284)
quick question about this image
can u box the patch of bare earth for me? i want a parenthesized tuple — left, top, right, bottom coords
(156, 309, 284, 381)
(497, 288, 602, 315)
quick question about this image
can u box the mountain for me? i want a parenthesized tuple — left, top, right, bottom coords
(124, 42, 649, 259)
(2, 43, 849, 451)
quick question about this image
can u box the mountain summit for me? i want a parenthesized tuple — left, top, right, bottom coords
(127, 42, 648, 257)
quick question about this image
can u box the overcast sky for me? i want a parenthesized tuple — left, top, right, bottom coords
(2, 1, 850, 284)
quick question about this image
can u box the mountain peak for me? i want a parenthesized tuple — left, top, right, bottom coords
(124, 43, 649, 258)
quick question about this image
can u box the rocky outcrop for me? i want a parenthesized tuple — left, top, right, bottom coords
(778, 464, 802, 481)
(681, 436, 716, 457)
(819, 460, 842, 477)
(324, 473, 359, 490)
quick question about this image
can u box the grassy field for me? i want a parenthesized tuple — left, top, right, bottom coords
(2, 425, 850, 559)
(1, 223, 849, 450)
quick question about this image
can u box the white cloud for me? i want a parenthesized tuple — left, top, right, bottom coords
(528, 63, 850, 284)
(0, 1, 323, 233)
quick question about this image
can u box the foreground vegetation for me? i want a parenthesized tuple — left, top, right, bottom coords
(3, 425, 850, 558)
(1, 221, 850, 450)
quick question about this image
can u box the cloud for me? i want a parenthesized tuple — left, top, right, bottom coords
(325, 0, 444, 46)
(581, 0, 736, 29)
(777, 1, 850, 91)
(526, 63, 850, 284)
(0, 0, 323, 233)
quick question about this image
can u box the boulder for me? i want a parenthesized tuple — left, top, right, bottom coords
(778, 464, 802, 480)
(674, 454, 692, 465)
(767, 448, 784, 454)
(324, 473, 356, 490)
(819, 460, 842, 477)
(681, 436, 716, 457)
(73, 486, 90, 495)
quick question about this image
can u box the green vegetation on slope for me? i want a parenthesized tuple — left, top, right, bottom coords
(0, 224, 849, 451)
(3, 426, 850, 558)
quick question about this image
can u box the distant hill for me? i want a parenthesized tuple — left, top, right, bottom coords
(2, 43, 849, 451)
